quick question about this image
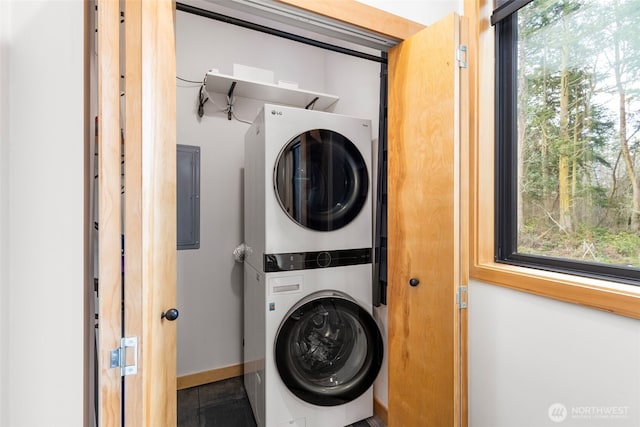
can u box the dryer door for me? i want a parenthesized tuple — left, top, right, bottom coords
(274, 129, 369, 231)
(274, 291, 383, 406)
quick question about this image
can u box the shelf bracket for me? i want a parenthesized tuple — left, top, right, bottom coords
(305, 97, 319, 110)
(227, 81, 237, 120)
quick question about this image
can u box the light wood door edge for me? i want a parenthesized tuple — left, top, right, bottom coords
(275, 0, 425, 40)
(96, 0, 123, 425)
(458, 6, 472, 426)
(137, 1, 178, 426)
(124, 0, 144, 424)
(177, 364, 244, 390)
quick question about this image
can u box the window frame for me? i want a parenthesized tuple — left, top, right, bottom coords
(494, 6, 640, 286)
(467, 0, 640, 319)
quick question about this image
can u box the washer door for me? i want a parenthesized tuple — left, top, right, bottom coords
(274, 129, 368, 231)
(274, 291, 383, 406)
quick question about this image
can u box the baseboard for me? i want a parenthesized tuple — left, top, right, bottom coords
(177, 364, 243, 390)
(374, 398, 388, 425)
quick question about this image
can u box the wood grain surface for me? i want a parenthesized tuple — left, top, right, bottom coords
(387, 14, 466, 427)
(97, 0, 123, 424)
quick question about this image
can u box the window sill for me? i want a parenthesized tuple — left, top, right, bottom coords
(470, 261, 640, 319)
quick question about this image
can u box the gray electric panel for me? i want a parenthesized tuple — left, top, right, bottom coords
(177, 144, 200, 250)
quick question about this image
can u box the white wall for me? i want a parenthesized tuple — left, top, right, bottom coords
(0, 1, 10, 425)
(356, 0, 463, 26)
(175, 10, 381, 379)
(0, 1, 86, 426)
(469, 281, 640, 427)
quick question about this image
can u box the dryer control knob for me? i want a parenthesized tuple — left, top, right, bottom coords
(317, 252, 332, 268)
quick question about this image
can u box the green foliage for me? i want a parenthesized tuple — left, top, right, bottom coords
(519, 222, 640, 267)
(515, 0, 640, 267)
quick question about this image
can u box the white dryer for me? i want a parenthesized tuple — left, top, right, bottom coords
(244, 104, 373, 273)
(244, 262, 383, 427)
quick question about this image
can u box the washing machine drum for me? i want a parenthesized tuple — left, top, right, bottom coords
(274, 129, 368, 232)
(275, 292, 383, 406)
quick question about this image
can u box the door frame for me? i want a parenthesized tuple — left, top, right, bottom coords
(96, 0, 177, 425)
(94, 1, 474, 425)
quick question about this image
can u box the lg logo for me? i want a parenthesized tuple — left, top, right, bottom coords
(270, 110, 283, 116)
(548, 403, 568, 423)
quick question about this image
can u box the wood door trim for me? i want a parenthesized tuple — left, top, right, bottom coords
(460, 3, 477, 426)
(177, 365, 244, 390)
(97, 0, 122, 424)
(275, 0, 425, 40)
(138, 1, 178, 425)
(124, 0, 144, 424)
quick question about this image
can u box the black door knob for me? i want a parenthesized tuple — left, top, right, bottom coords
(409, 278, 420, 287)
(161, 308, 179, 321)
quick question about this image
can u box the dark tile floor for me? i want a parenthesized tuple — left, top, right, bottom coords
(177, 377, 385, 427)
(178, 377, 256, 427)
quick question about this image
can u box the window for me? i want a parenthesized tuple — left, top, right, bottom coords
(494, 0, 640, 284)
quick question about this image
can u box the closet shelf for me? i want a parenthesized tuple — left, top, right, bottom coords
(204, 70, 339, 111)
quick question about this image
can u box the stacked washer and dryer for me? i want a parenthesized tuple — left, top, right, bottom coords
(243, 104, 384, 427)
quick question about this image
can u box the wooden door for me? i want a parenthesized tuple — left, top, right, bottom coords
(97, 0, 177, 425)
(387, 13, 469, 427)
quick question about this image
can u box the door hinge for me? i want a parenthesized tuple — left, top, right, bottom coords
(457, 45, 468, 68)
(456, 286, 468, 309)
(110, 336, 138, 376)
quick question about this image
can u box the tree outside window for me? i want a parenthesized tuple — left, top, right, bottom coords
(497, 0, 640, 280)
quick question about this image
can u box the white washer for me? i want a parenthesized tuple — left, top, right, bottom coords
(244, 262, 383, 427)
(244, 104, 373, 273)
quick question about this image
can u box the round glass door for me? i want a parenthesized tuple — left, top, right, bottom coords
(274, 292, 383, 406)
(274, 129, 368, 231)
